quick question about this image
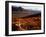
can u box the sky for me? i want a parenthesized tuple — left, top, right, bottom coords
(12, 3, 42, 11)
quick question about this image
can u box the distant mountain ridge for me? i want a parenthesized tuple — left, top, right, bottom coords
(12, 6, 23, 11)
(12, 6, 41, 18)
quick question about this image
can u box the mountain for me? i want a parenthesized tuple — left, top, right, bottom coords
(12, 6, 41, 18)
(12, 6, 23, 11)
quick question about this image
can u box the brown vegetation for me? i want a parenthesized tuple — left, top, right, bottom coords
(12, 15, 41, 31)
